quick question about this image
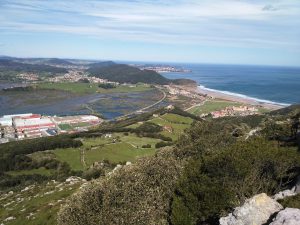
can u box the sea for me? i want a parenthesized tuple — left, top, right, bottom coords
(161, 64, 300, 106)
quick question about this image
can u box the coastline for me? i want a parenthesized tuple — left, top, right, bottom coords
(181, 84, 287, 111)
(197, 86, 287, 110)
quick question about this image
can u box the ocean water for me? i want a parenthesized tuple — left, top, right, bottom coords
(161, 64, 300, 106)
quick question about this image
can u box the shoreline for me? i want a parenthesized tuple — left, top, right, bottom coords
(183, 84, 287, 111)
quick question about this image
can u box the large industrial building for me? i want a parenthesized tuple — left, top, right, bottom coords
(0, 113, 102, 143)
(13, 114, 55, 132)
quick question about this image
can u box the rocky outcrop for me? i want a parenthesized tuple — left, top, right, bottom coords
(270, 208, 300, 225)
(219, 193, 283, 225)
(273, 187, 297, 200)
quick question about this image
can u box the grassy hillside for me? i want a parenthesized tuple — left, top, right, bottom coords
(58, 105, 300, 225)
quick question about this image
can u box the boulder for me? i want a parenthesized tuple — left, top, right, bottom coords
(270, 208, 300, 225)
(220, 193, 283, 225)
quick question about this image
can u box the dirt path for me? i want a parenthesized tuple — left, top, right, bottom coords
(80, 148, 86, 168)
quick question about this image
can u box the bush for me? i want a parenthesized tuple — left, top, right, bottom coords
(135, 122, 162, 133)
(82, 168, 104, 181)
(58, 148, 182, 225)
(0, 136, 82, 171)
(171, 138, 300, 224)
(98, 83, 116, 89)
(142, 144, 151, 148)
(155, 141, 173, 148)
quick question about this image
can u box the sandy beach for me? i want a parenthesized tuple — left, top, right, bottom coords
(197, 86, 286, 110)
(182, 84, 286, 111)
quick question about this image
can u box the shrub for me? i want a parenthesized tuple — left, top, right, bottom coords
(58, 148, 182, 225)
(83, 168, 104, 181)
(171, 138, 300, 224)
(135, 122, 162, 133)
(155, 141, 173, 148)
(142, 144, 151, 148)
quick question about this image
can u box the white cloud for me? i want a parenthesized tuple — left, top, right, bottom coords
(0, 0, 299, 49)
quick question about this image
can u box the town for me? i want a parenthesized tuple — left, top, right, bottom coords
(0, 113, 102, 144)
(210, 105, 258, 118)
(132, 64, 191, 73)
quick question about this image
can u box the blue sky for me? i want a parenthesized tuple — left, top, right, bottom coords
(0, 0, 299, 66)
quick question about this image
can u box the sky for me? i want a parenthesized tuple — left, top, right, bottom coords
(0, 0, 300, 66)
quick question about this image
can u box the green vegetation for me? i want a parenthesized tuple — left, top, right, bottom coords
(52, 133, 160, 170)
(149, 113, 193, 140)
(58, 147, 181, 225)
(58, 105, 300, 225)
(0, 59, 67, 81)
(58, 124, 72, 131)
(0, 136, 82, 172)
(171, 138, 300, 224)
(37, 82, 99, 94)
(0, 179, 83, 225)
(188, 100, 242, 115)
(6, 167, 55, 177)
(85, 142, 156, 166)
(98, 83, 116, 89)
(54, 148, 83, 171)
(37, 82, 153, 94)
(278, 194, 300, 209)
(88, 64, 171, 84)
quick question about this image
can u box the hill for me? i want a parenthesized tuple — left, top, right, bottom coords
(44, 58, 74, 66)
(0, 105, 299, 224)
(87, 61, 116, 68)
(87, 64, 171, 84)
(87, 63, 197, 85)
(0, 59, 67, 75)
(58, 105, 300, 225)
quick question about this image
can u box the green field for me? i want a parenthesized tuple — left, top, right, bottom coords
(37, 82, 99, 94)
(53, 148, 83, 171)
(148, 113, 193, 140)
(50, 133, 160, 171)
(85, 142, 156, 166)
(24, 113, 194, 174)
(188, 100, 242, 115)
(37, 82, 153, 94)
(83, 133, 159, 166)
(59, 122, 90, 131)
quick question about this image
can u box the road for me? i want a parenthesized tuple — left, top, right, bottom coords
(185, 100, 207, 112)
(116, 87, 167, 120)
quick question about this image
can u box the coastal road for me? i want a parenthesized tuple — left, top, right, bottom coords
(185, 100, 207, 112)
(116, 87, 167, 120)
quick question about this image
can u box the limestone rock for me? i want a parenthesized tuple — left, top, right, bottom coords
(270, 208, 300, 225)
(220, 193, 283, 225)
(273, 187, 297, 200)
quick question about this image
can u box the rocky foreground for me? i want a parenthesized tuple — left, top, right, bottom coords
(220, 182, 300, 225)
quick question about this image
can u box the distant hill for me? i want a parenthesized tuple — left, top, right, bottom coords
(0, 59, 68, 74)
(88, 61, 116, 68)
(87, 63, 197, 85)
(44, 58, 74, 65)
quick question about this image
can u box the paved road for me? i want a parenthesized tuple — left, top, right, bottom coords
(116, 87, 167, 120)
